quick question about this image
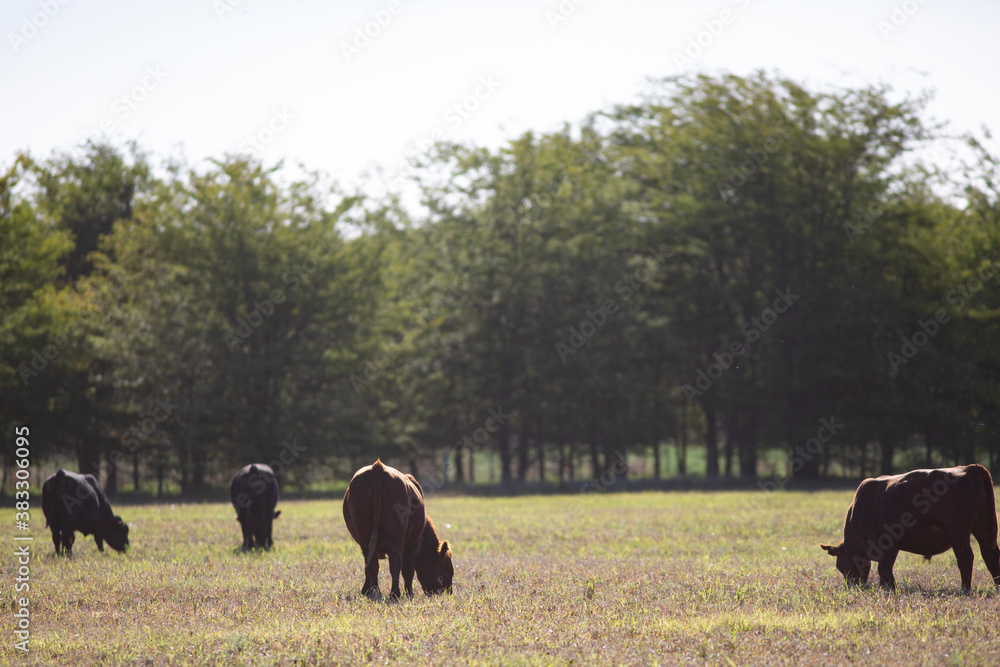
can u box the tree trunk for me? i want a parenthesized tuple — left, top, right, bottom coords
(677, 407, 688, 476)
(739, 418, 758, 479)
(191, 445, 206, 492)
(517, 431, 529, 482)
(880, 438, 895, 475)
(589, 442, 601, 480)
(723, 415, 734, 476)
(178, 443, 191, 495)
(105, 450, 118, 497)
(132, 452, 140, 494)
(705, 408, 719, 478)
(455, 446, 465, 483)
(537, 440, 545, 484)
(653, 442, 661, 479)
(499, 433, 513, 486)
(76, 441, 101, 478)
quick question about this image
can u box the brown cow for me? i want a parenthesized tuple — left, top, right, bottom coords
(343, 459, 453, 600)
(820, 464, 1000, 591)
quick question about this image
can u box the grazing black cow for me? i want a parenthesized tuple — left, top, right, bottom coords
(41, 469, 129, 555)
(230, 463, 281, 551)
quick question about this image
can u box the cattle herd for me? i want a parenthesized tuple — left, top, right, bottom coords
(40, 460, 1000, 597)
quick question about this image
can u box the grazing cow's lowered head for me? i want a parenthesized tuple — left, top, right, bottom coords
(415, 518, 454, 595)
(819, 540, 870, 586)
(343, 459, 455, 600)
(230, 463, 281, 552)
(105, 515, 130, 553)
(821, 464, 1000, 591)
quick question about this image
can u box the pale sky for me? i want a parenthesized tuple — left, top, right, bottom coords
(3, 0, 998, 199)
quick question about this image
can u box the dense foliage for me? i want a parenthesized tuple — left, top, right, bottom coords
(3, 73, 999, 493)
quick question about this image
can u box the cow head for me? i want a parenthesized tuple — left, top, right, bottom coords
(106, 515, 130, 553)
(420, 540, 454, 595)
(820, 543, 869, 585)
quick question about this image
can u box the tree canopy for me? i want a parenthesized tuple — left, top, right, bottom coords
(3, 73, 998, 494)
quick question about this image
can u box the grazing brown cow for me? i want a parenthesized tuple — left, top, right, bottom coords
(343, 459, 453, 600)
(820, 464, 1000, 591)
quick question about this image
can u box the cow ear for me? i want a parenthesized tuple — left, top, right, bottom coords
(273, 510, 281, 519)
(820, 543, 841, 557)
(440, 540, 451, 555)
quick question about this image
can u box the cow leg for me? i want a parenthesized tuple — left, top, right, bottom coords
(238, 512, 255, 551)
(388, 544, 403, 600)
(972, 523, 1000, 587)
(50, 525, 62, 555)
(876, 550, 898, 590)
(61, 529, 75, 556)
(951, 533, 975, 591)
(362, 549, 380, 599)
(262, 517, 274, 551)
(95, 536, 105, 552)
(402, 540, 420, 598)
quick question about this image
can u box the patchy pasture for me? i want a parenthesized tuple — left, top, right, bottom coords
(3, 489, 999, 665)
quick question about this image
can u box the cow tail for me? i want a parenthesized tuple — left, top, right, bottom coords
(365, 459, 385, 568)
(973, 464, 999, 534)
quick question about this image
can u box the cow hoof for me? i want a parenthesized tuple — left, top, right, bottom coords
(363, 588, 382, 602)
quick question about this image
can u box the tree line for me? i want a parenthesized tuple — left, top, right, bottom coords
(3, 73, 999, 495)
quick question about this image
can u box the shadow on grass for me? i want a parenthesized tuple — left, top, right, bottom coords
(846, 581, 998, 598)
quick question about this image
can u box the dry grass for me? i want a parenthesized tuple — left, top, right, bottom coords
(2, 489, 999, 665)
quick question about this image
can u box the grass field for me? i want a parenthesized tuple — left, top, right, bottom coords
(3, 488, 999, 665)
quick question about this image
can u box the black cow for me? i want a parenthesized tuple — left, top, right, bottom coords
(41, 469, 129, 555)
(230, 463, 281, 551)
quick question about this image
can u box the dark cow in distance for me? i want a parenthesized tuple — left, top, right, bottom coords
(230, 464, 281, 551)
(41, 469, 129, 555)
(343, 459, 453, 599)
(821, 464, 1000, 591)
